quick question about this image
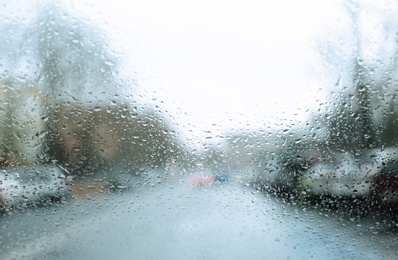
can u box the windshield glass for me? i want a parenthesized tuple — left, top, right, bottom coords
(1, 1, 398, 259)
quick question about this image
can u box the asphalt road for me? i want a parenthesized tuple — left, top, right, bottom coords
(1, 174, 397, 260)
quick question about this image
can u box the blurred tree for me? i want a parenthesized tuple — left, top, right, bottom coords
(20, 3, 121, 100)
(378, 95, 398, 146)
(319, 0, 398, 154)
(0, 3, 185, 177)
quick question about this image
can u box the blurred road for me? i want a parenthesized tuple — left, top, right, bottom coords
(0, 173, 397, 260)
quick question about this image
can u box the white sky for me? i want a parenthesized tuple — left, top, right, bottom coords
(76, 0, 337, 146)
(2, 0, 396, 148)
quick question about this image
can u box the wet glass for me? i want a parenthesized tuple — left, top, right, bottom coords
(1, 0, 398, 259)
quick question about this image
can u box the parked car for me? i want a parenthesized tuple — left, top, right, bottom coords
(255, 147, 398, 200)
(0, 164, 70, 211)
(298, 148, 398, 197)
(298, 152, 374, 197)
(370, 154, 398, 210)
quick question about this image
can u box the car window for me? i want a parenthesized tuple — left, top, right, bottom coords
(1, 0, 398, 259)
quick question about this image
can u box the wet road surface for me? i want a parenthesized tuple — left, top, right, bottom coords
(1, 174, 398, 260)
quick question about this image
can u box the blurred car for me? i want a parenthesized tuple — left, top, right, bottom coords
(187, 173, 216, 188)
(187, 171, 229, 188)
(370, 154, 398, 209)
(0, 164, 69, 211)
(298, 152, 374, 197)
(256, 147, 398, 199)
(298, 148, 398, 197)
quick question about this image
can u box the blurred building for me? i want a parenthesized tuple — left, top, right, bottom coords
(49, 102, 185, 182)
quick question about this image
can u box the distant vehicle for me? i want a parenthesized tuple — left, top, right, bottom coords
(187, 173, 216, 188)
(187, 172, 229, 188)
(0, 164, 69, 211)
